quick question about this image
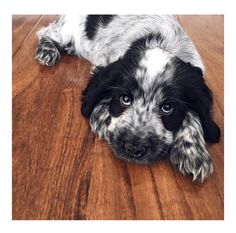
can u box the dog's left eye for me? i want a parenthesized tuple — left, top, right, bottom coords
(160, 103, 174, 115)
(120, 95, 132, 107)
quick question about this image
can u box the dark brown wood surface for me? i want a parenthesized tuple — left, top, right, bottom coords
(12, 15, 224, 220)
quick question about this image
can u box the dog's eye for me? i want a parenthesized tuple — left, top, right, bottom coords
(160, 103, 174, 115)
(120, 95, 132, 107)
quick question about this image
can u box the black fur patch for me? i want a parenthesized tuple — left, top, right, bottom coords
(161, 58, 221, 142)
(85, 15, 116, 40)
(81, 60, 141, 118)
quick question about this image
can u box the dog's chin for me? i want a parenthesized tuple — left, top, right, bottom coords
(109, 143, 169, 164)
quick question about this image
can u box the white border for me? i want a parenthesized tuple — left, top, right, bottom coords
(0, 0, 228, 14)
(1, 0, 235, 232)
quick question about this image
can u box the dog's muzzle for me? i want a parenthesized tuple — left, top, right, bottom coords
(108, 129, 169, 163)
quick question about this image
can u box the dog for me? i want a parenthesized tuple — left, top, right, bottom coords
(35, 15, 221, 181)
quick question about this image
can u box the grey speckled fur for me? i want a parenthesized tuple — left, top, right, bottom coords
(170, 112, 213, 182)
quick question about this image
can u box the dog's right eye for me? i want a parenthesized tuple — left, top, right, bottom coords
(120, 95, 132, 107)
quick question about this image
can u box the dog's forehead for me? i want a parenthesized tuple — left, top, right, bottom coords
(135, 47, 174, 92)
(134, 88, 164, 108)
(140, 47, 172, 77)
(131, 48, 176, 107)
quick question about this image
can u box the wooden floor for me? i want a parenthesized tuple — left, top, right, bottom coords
(12, 15, 224, 220)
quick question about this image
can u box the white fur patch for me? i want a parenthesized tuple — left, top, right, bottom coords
(141, 48, 172, 79)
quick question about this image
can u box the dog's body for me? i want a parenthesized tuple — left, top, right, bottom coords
(36, 15, 220, 181)
(36, 15, 204, 69)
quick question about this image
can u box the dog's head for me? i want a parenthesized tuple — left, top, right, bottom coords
(81, 37, 220, 181)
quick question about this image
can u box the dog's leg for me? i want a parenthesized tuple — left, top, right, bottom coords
(35, 16, 69, 66)
(170, 112, 213, 182)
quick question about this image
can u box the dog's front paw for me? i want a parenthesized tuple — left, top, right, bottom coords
(35, 38, 60, 66)
(170, 142, 214, 182)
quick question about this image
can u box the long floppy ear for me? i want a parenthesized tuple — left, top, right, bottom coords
(189, 68, 220, 143)
(81, 66, 109, 118)
(170, 112, 213, 182)
(176, 62, 220, 143)
(170, 62, 220, 181)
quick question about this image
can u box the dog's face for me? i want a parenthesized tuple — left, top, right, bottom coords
(81, 44, 220, 169)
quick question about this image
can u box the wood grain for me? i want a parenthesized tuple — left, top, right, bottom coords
(12, 15, 224, 220)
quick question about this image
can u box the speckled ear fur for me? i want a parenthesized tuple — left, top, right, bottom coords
(170, 112, 213, 182)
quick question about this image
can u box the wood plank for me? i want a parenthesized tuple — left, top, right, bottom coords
(12, 15, 224, 220)
(12, 15, 42, 56)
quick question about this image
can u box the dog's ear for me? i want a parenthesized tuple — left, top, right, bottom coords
(176, 62, 220, 143)
(170, 112, 214, 182)
(81, 66, 109, 118)
(188, 66, 220, 143)
(170, 63, 220, 181)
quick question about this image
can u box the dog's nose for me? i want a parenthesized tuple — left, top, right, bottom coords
(124, 142, 147, 157)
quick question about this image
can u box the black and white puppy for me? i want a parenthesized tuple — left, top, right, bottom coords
(35, 15, 220, 181)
